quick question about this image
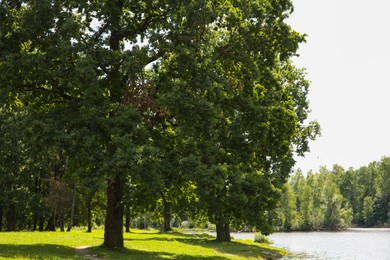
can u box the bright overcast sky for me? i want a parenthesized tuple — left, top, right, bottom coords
(289, 0, 390, 173)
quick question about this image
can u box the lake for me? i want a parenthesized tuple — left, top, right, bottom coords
(231, 228, 390, 260)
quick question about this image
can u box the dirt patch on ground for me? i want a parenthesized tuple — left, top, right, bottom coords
(75, 246, 102, 260)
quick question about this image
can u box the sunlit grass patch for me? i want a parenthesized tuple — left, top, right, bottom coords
(0, 230, 286, 259)
(0, 230, 100, 259)
(92, 230, 286, 259)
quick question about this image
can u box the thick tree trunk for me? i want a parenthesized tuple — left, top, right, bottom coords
(87, 199, 92, 233)
(125, 205, 131, 233)
(67, 187, 76, 232)
(45, 211, 56, 231)
(102, 0, 126, 248)
(103, 176, 125, 248)
(216, 223, 231, 242)
(163, 201, 172, 232)
(224, 223, 231, 242)
(216, 223, 225, 241)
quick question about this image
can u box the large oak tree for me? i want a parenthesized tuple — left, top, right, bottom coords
(1, 0, 318, 246)
(154, 1, 319, 240)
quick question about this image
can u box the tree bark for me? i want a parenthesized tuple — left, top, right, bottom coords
(125, 205, 131, 233)
(67, 186, 76, 232)
(59, 210, 65, 232)
(103, 176, 125, 248)
(216, 222, 231, 242)
(0, 206, 3, 231)
(6, 205, 15, 231)
(45, 211, 56, 231)
(102, 0, 126, 248)
(163, 200, 172, 232)
(38, 216, 44, 231)
(224, 223, 231, 242)
(32, 214, 37, 231)
(87, 199, 92, 232)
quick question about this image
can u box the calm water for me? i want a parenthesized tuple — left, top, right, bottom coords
(231, 228, 390, 260)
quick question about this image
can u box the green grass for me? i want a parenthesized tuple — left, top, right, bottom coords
(0, 229, 286, 259)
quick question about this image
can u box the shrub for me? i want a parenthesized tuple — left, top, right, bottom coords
(180, 220, 195, 229)
(205, 223, 216, 231)
(254, 232, 273, 244)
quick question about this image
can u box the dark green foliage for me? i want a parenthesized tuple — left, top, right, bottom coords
(151, 0, 318, 240)
(0, 0, 318, 244)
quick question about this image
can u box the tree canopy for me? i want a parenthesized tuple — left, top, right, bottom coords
(0, 0, 318, 246)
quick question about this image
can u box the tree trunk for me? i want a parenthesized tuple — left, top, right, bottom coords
(102, 0, 125, 248)
(103, 176, 124, 248)
(52, 212, 56, 231)
(163, 201, 172, 232)
(87, 199, 92, 232)
(32, 214, 37, 231)
(59, 211, 65, 232)
(125, 205, 131, 233)
(216, 223, 226, 241)
(67, 186, 76, 232)
(216, 222, 231, 242)
(6, 205, 15, 231)
(45, 211, 56, 231)
(0, 206, 3, 231)
(224, 223, 231, 242)
(38, 216, 44, 231)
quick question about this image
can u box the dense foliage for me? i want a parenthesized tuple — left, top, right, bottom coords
(0, 0, 318, 246)
(273, 158, 390, 230)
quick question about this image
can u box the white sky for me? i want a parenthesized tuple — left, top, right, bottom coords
(289, 0, 390, 173)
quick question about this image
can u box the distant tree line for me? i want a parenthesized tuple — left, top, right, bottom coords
(273, 158, 390, 231)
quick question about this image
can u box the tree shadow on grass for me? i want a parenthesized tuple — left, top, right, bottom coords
(124, 231, 208, 242)
(0, 244, 83, 259)
(175, 238, 285, 259)
(91, 246, 228, 260)
(122, 232, 284, 259)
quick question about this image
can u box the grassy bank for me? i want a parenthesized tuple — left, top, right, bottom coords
(0, 229, 286, 259)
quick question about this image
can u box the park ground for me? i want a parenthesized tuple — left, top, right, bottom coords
(0, 229, 286, 259)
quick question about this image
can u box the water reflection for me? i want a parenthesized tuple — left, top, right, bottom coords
(231, 228, 390, 260)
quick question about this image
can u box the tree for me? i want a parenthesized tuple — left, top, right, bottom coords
(1, 0, 147, 247)
(376, 157, 390, 224)
(297, 173, 315, 229)
(155, 1, 319, 241)
(46, 177, 72, 232)
(77, 170, 105, 233)
(363, 196, 374, 226)
(0, 0, 318, 245)
(322, 179, 351, 229)
(0, 112, 34, 231)
(279, 183, 300, 230)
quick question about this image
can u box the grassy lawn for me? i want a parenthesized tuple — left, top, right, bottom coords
(0, 229, 286, 259)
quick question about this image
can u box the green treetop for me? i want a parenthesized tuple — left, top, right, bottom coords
(0, 0, 318, 245)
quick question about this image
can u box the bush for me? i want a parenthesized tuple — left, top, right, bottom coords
(205, 222, 216, 231)
(180, 220, 195, 229)
(254, 232, 273, 244)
